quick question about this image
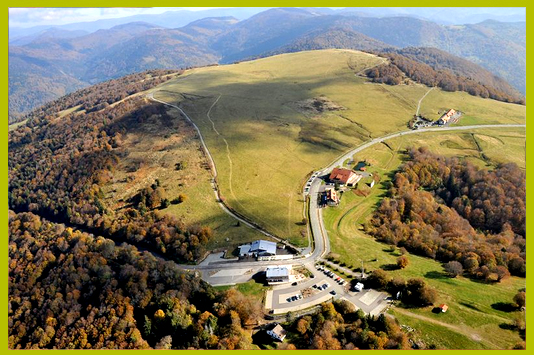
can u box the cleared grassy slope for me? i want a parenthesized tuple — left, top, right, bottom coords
(153, 49, 525, 246)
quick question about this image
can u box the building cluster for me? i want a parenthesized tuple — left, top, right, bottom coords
(319, 165, 373, 207)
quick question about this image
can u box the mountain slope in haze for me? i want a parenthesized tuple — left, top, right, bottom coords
(8, 28, 89, 46)
(8, 22, 163, 114)
(379, 47, 523, 100)
(332, 16, 526, 94)
(9, 8, 526, 116)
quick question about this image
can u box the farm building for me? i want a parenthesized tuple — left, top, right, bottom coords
(326, 187, 339, 206)
(438, 109, 457, 125)
(329, 167, 362, 187)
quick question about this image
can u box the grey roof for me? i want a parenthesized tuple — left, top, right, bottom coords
(251, 240, 277, 255)
(238, 244, 252, 255)
(266, 266, 289, 278)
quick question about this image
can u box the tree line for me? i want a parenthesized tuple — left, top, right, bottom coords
(366, 147, 525, 281)
(9, 69, 180, 125)
(283, 300, 411, 349)
(365, 52, 525, 105)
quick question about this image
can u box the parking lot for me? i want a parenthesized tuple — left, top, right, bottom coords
(267, 261, 390, 315)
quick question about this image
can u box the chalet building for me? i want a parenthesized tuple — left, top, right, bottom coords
(267, 323, 287, 341)
(438, 109, 456, 125)
(325, 187, 339, 206)
(239, 240, 277, 257)
(329, 167, 362, 187)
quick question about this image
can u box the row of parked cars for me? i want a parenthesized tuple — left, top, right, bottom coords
(286, 294, 302, 303)
(304, 171, 321, 193)
(313, 283, 329, 291)
(315, 264, 347, 286)
(312, 283, 336, 295)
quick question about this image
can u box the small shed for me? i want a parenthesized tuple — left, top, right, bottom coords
(439, 304, 449, 313)
(267, 323, 287, 341)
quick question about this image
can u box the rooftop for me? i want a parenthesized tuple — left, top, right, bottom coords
(329, 167, 356, 184)
(266, 266, 290, 278)
(251, 240, 277, 254)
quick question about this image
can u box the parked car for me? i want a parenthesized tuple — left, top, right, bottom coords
(287, 297, 292, 302)
(330, 290, 337, 295)
(292, 282, 298, 286)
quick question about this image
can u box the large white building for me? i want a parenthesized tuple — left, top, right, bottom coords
(265, 266, 291, 285)
(239, 240, 277, 258)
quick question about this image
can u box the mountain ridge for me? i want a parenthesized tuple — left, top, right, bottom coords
(9, 9, 526, 117)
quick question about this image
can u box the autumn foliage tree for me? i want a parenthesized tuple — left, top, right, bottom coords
(8, 212, 261, 350)
(367, 147, 525, 281)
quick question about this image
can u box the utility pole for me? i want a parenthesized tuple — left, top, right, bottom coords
(361, 260, 364, 280)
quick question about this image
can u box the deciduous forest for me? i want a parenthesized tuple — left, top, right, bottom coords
(367, 147, 526, 281)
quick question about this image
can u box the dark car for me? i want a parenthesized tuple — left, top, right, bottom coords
(292, 282, 298, 286)
(330, 290, 337, 295)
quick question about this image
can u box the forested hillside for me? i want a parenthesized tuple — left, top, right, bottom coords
(8, 212, 262, 349)
(8, 70, 215, 263)
(367, 147, 526, 280)
(379, 47, 522, 100)
(365, 52, 525, 105)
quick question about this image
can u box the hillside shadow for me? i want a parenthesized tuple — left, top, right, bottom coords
(424, 271, 449, 280)
(491, 302, 517, 313)
(380, 263, 399, 271)
(499, 323, 516, 331)
(459, 302, 482, 312)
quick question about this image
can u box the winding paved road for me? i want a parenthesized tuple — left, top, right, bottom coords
(147, 92, 288, 245)
(148, 90, 524, 314)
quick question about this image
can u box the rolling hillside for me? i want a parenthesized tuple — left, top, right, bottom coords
(152, 49, 525, 245)
(9, 8, 525, 117)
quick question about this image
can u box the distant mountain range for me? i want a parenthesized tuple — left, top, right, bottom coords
(9, 7, 526, 117)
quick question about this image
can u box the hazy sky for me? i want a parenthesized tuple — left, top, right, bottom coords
(8, 7, 225, 27)
(9, 7, 525, 28)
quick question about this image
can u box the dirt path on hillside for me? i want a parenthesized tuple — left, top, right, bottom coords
(393, 307, 500, 349)
(415, 86, 435, 116)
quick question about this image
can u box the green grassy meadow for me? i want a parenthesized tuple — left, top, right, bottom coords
(153, 49, 525, 246)
(101, 103, 266, 251)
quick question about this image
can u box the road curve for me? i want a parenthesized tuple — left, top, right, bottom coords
(147, 92, 292, 246)
(149, 89, 524, 271)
